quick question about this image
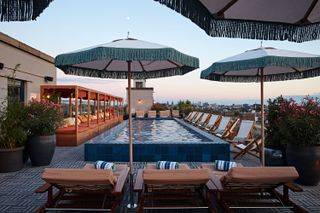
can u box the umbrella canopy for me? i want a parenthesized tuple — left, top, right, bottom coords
(0, 0, 53, 21)
(201, 47, 320, 166)
(55, 38, 199, 207)
(55, 38, 198, 79)
(154, 0, 320, 42)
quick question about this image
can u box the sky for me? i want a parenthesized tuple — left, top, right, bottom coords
(1, 0, 320, 104)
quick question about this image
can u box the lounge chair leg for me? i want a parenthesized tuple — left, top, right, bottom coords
(137, 191, 143, 213)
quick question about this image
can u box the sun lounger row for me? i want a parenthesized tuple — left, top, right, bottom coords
(184, 111, 261, 160)
(35, 161, 305, 212)
(185, 111, 256, 141)
(135, 110, 180, 118)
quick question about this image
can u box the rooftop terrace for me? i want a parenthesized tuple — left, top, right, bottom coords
(0, 144, 319, 213)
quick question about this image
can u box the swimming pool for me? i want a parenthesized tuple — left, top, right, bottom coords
(98, 119, 208, 143)
(85, 118, 230, 162)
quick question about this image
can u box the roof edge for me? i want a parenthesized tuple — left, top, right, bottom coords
(0, 32, 54, 64)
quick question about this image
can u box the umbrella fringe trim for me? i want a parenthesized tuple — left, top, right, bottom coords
(201, 56, 320, 78)
(154, 0, 320, 43)
(55, 47, 199, 69)
(202, 68, 320, 82)
(59, 66, 194, 80)
(0, 0, 54, 21)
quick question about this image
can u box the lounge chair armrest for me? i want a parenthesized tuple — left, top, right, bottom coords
(35, 183, 52, 193)
(206, 179, 218, 191)
(134, 169, 144, 192)
(114, 168, 129, 194)
(209, 173, 223, 190)
(285, 182, 303, 192)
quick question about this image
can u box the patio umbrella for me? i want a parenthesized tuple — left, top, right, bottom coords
(55, 38, 199, 207)
(200, 47, 320, 166)
(0, 0, 53, 21)
(154, 0, 320, 42)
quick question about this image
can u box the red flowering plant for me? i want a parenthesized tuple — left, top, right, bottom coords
(266, 96, 320, 148)
(25, 99, 64, 136)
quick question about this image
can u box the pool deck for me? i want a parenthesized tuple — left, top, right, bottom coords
(0, 144, 319, 212)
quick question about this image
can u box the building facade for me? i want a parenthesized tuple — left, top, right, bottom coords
(0, 32, 56, 105)
(127, 79, 154, 113)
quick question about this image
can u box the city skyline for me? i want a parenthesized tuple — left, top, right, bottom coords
(1, 0, 319, 104)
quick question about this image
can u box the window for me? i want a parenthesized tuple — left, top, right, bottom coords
(136, 82, 143, 88)
(7, 78, 25, 103)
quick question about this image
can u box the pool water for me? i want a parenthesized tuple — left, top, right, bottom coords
(108, 119, 207, 143)
(85, 118, 230, 162)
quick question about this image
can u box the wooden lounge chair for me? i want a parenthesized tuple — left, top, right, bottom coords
(196, 113, 210, 127)
(147, 110, 157, 118)
(191, 112, 204, 124)
(134, 163, 213, 212)
(210, 116, 232, 136)
(216, 118, 240, 139)
(136, 110, 145, 118)
(184, 111, 197, 122)
(203, 114, 221, 130)
(201, 162, 243, 179)
(206, 166, 306, 212)
(233, 136, 262, 160)
(35, 164, 129, 213)
(159, 110, 170, 118)
(227, 119, 255, 144)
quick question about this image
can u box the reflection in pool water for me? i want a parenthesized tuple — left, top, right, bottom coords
(106, 119, 207, 143)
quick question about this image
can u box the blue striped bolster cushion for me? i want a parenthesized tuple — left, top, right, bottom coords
(95, 161, 115, 171)
(156, 161, 179, 169)
(215, 160, 236, 171)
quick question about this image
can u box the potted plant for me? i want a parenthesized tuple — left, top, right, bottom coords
(25, 99, 64, 166)
(265, 96, 288, 166)
(0, 98, 27, 172)
(267, 96, 320, 185)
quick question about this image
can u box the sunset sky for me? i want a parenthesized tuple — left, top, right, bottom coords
(1, 0, 320, 104)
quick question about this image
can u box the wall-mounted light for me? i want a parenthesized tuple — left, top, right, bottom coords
(138, 99, 142, 104)
(29, 93, 37, 100)
(44, 76, 53, 82)
(46, 94, 51, 99)
(0, 63, 3, 70)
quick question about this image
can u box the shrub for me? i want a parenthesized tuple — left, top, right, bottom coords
(0, 98, 27, 149)
(266, 96, 320, 148)
(25, 99, 64, 136)
(151, 103, 168, 112)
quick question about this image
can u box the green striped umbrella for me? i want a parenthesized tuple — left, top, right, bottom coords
(154, 0, 320, 43)
(201, 47, 320, 166)
(0, 0, 54, 21)
(55, 37, 199, 207)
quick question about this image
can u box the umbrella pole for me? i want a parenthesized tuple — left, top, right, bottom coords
(127, 60, 136, 209)
(260, 68, 265, 166)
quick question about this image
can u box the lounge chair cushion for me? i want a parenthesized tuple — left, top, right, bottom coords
(42, 168, 117, 185)
(143, 169, 210, 185)
(83, 163, 127, 177)
(221, 167, 299, 184)
(94, 161, 115, 171)
(215, 160, 237, 171)
(146, 163, 190, 170)
(156, 161, 179, 169)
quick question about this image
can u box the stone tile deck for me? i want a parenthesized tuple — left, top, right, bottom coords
(0, 145, 319, 212)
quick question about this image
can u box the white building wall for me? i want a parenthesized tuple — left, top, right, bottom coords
(0, 36, 56, 104)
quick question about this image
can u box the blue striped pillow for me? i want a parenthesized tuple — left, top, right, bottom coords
(156, 161, 179, 170)
(95, 161, 115, 171)
(215, 160, 236, 171)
